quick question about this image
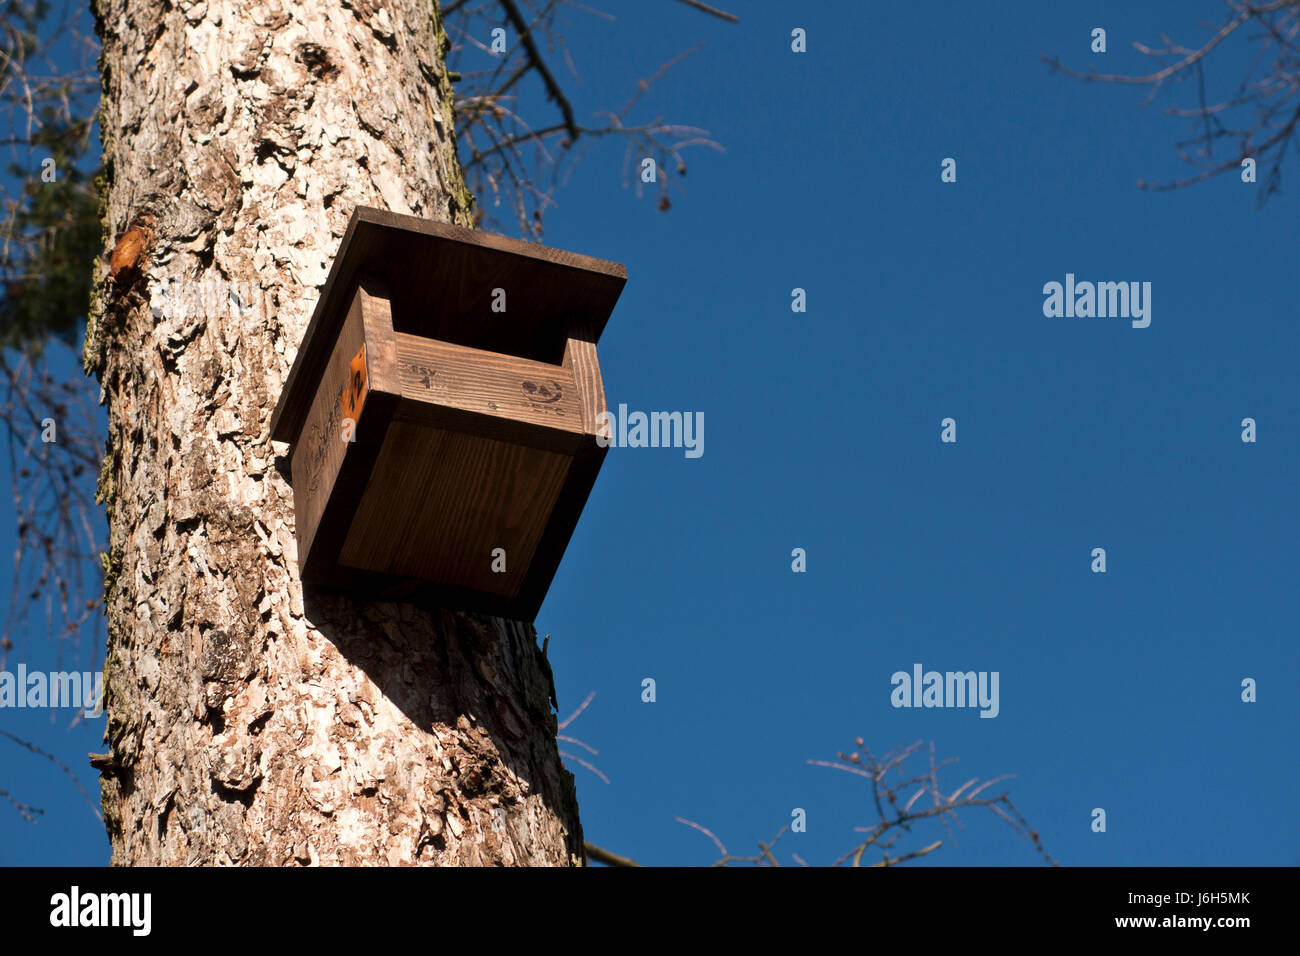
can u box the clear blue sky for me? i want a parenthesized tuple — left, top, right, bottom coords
(2, 0, 1296, 866)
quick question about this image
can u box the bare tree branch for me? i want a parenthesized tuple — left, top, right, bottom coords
(0, 729, 103, 823)
(584, 841, 640, 866)
(0, 0, 107, 822)
(445, 0, 733, 235)
(675, 738, 1055, 868)
(498, 0, 578, 139)
(1044, 0, 1300, 200)
(671, 0, 738, 24)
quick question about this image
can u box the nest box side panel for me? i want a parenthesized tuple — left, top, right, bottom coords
(290, 278, 399, 581)
(560, 337, 607, 436)
(511, 337, 610, 616)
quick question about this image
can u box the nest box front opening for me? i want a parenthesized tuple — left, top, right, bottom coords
(270, 207, 627, 620)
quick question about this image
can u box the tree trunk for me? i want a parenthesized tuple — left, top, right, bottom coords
(86, 0, 583, 865)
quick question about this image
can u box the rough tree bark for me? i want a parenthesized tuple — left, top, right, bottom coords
(86, 0, 583, 865)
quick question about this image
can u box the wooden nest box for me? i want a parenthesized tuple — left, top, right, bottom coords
(270, 207, 626, 620)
